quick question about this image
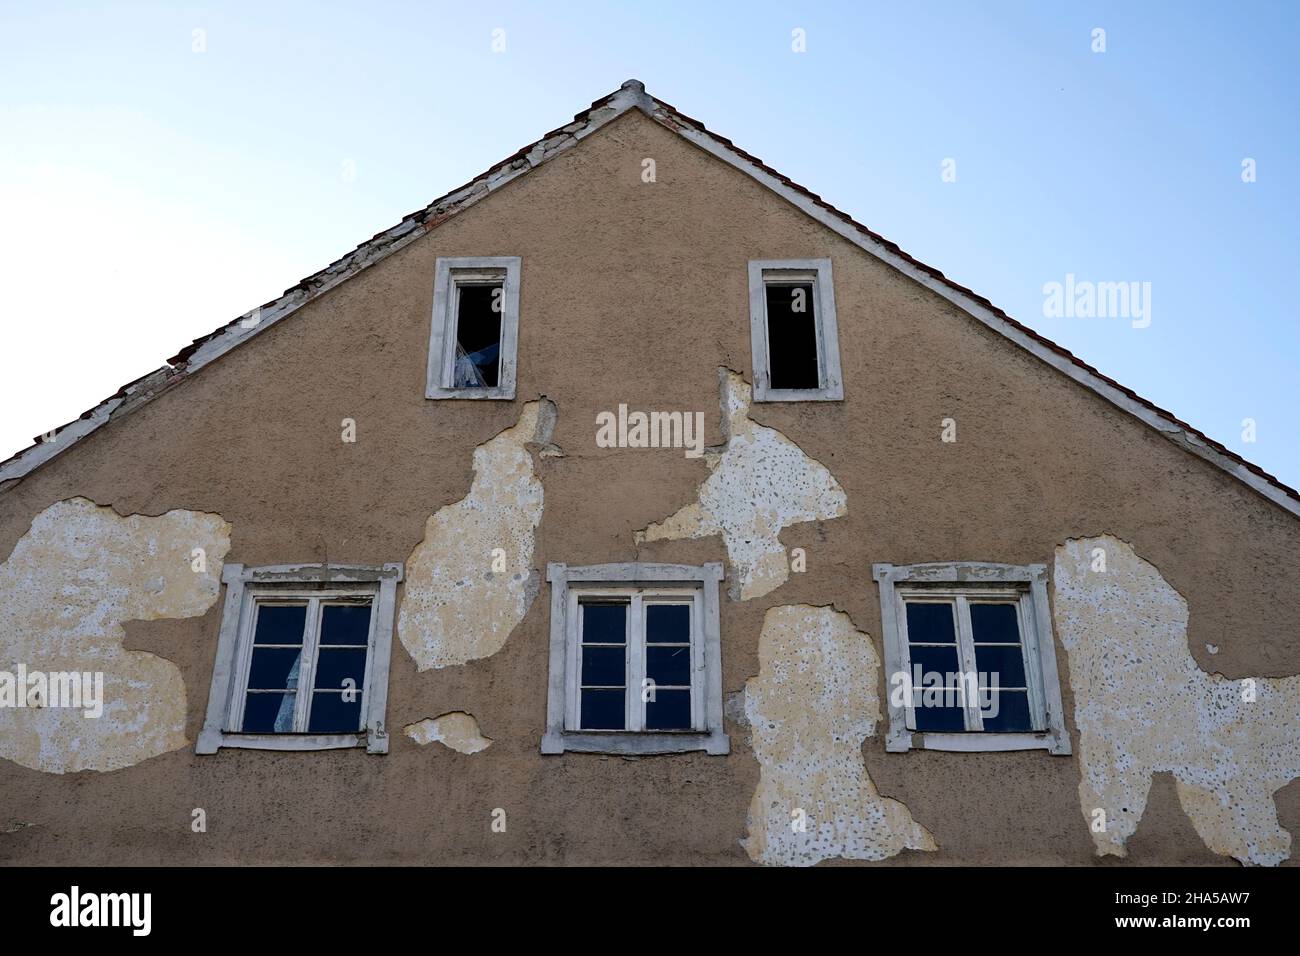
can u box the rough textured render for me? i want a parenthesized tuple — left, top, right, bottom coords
(742, 604, 935, 866)
(1054, 536, 1300, 866)
(0, 497, 230, 773)
(404, 712, 492, 754)
(636, 370, 846, 600)
(398, 400, 557, 670)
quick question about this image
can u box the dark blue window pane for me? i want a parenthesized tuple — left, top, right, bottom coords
(973, 643, 1027, 687)
(581, 645, 625, 686)
(253, 604, 306, 645)
(980, 689, 1033, 732)
(580, 688, 625, 729)
(647, 645, 691, 686)
(308, 691, 363, 733)
(905, 602, 956, 643)
(907, 643, 960, 679)
(970, 603, 1020, 644)
(912, 696, 966, 732)
(581, 603, 627, 643)
(646, 688, 691, 730)
(242, 692, 296, 732)
(646, 604, 690, 644)
(320, 604, 372, 645)
(313, 647, 368, 691)
(247, 647, 302, 690)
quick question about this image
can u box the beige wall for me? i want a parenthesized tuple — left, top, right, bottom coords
(2, 109, 1298, 865)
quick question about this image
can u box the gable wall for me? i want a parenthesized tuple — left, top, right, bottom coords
(1, 109, 1297, 864)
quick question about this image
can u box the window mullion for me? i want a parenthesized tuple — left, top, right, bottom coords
(954, 596, 983, 731)
(628, 594, 645, 732)
(690, 594, 705, 730)
(897, 590, 918, 731)
(295, 598, 322, 733)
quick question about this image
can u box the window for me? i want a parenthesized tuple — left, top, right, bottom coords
(426, 256, 521, 399)
(747, 258, 843, 401)
(871, 562, 1070, 754)
(542, 562, 728, 755)
(197, 563, 402, 754)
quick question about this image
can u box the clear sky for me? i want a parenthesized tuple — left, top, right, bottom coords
(1, 2, 1296, 490)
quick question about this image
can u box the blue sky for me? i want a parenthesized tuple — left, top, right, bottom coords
(1, 1, 1296, 490)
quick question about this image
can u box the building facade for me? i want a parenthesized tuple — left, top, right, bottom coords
(2, 81, 1298, 866)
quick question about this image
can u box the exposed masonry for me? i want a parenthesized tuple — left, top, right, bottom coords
(404, 713, 493, 754)
(636, 369, 846, 601)
(398, 400, 558, 670)
(0, 498, 230, 773)
(1054, 536, 1300, 866)
(743, 605, 935, 866)
(3, 80, 1294, 525)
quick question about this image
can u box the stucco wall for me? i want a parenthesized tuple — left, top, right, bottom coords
(2, 109, 1298, 865)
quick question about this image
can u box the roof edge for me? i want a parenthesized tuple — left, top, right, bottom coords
(2, 79, 1297, 523)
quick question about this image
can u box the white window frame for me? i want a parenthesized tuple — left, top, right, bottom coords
(542, 562, 729, 756)
(871, 562, 1070, 755)
(748, 258, 844, 401)
(197, 563, 403, 755)
(425, 256, 521, 400)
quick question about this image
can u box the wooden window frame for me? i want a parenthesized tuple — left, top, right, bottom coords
(425, 256, 521, 400)
(542, 562, 729, 756)
(748, 258, 844, 402)
(872, 561, 1070, 755)
(197, 563, 403, 755)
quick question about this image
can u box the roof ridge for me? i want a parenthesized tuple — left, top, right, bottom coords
(2, 81, 1296, 521)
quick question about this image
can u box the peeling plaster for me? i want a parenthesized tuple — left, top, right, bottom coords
(0, 497, 230, 773)
(635, 370, 846, 601)
(1054, 536, 1300, 866)
(404, 712, 492, 754)
(398, 400, 556, 670)
(742, 604, 935, 866)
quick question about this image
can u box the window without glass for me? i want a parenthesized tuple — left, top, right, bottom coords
(197, 563, 402, 754)
(872, 562, 1070, 754)
(542, 562, 728, 755)
(426, 256, 521, 399)
(748, 258, 843, 401)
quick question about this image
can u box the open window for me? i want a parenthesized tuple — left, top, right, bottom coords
(426, 256, 521, 399)
(748, 258, 843, 401)
(542, 562, 728, 755)
(872, 562, 1070, 754)
(197, 563, 402, 754)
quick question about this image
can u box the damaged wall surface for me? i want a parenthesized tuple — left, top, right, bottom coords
(0, 498, 229, 773)
(636, 371, 846, 601)
(0, 104, 1298, 866)
(742, 605, 934, 865)
(1054, 536, 1300, 866)
(398, 400, 555, 670)
(404, 712, 493, 754)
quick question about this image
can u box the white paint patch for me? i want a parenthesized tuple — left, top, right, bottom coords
(404, 712, 492, 754)
(742, 604, 935, 866)
(635, 371, 846, 601)
(1054, 536, 1300, 866)
(0, 497, 230, 773)
(398, 400, 555, 670)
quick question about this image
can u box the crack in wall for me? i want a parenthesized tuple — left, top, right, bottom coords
(0, 497, 230, 773)
(1054, 535, 1300, 866)
(742, 604, 935, 866)
(635, 370, 846, 601)
(398, 400, 557, 670)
